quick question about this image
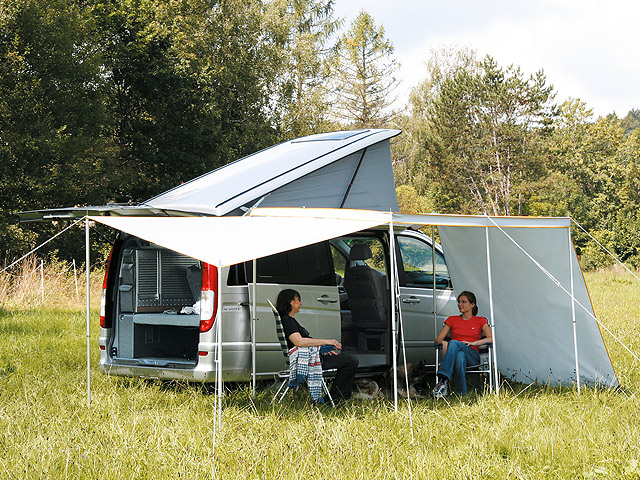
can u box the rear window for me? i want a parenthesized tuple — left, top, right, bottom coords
(244, 241, 335, 286)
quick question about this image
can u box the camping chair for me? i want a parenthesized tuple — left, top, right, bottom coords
(266, 299, 335, 407)
(434, 321, 495, 394)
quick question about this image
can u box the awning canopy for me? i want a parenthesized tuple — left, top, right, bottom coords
(89, 207, 617, 388)
(88, 212, 388, 268)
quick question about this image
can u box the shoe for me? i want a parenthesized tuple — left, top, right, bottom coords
(432, 380, 448, 398)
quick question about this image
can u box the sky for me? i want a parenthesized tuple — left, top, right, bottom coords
(333, 0, 639, 118)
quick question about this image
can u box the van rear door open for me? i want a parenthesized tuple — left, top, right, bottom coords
(246, 242, 341, 375)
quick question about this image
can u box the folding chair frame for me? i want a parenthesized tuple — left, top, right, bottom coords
(434, 332, 495, 394)
(267, 299, 335, 407)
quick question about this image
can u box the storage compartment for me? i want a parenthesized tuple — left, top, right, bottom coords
(113, 243, 202, 364)
(134, 323, 199, 361)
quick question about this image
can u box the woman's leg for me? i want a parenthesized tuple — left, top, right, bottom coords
(437, 340, 465, 382)
(452, 347, 480, 394)
(321, 353, 359, 401)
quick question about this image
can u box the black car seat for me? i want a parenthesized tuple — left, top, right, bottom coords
(343, 244, 388, 351)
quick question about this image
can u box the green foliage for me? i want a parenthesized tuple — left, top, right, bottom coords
(1, 0, 288, 263)
(396, 48, 640, 270)
(330, 10, 399, 128)
(275, 0, 343, 138)
(396, 184, 436, 214)
(621, 108, 640, 136)
(421, 53, 555, 215)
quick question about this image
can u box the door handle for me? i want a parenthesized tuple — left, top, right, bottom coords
(402, 297, 421, 304)
(316, 295, 338, 303)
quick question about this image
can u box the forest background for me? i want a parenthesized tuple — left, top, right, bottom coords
(1, 0, 639, 270)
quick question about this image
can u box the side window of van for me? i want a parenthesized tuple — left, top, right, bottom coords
(244, 241, 335, 286)
(397, 235, 451, 289)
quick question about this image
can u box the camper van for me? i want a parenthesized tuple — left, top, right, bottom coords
(97, 225, 457, 382)
(20, 129, 459, 382)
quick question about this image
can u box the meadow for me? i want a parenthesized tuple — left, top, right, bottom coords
(0, 261, 639, 479)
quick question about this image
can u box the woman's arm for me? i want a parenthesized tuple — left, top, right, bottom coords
(434, 324, 451, 345)
(288, 332, 342, 352)
(434, 324, 451, 356)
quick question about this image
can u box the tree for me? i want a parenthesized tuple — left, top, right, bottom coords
(89, 0, 285, 202)
(546, 99, 640, 267)
(0, 0, 104, 261)
(331, 10, 398, 128)
(620, 108, 640, 136)
(0, 0, 289, 262)
(276, 0, 342, 138)
(400, 52, 555, 215)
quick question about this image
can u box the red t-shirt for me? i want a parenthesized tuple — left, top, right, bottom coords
(444, 315, 487, 352)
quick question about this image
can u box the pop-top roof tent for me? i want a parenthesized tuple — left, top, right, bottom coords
(88, 208, 618, 389)
(18, 129, 400, 222)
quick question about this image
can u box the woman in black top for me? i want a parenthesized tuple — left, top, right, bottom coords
(276, 289, 358, 402)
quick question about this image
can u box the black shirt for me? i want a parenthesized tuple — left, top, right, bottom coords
(280, 313, 311, 349)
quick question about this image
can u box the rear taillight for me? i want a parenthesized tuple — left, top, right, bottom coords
(200, 263, 218, 332)
(100, 245, 115, 329)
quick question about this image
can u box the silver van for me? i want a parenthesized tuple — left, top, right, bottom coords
(19, 129, 460, 381)
(97, 226, 458, 382)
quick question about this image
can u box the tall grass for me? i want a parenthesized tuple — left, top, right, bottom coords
(0, 256, 102, 310)
(0, 266, 639, 479)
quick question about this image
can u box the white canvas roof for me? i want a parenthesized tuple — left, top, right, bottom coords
(89, 207, 618, 388)
(145, 129, 401, 216)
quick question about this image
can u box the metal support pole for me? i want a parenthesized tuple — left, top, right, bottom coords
(251, 259, 257, 397)
(432, 225, 438, 381)
(485, 226, 498, 394)
(85, 218, 91, 407)
(73, 259, 79, 297)
(569, 230, 580, 393)
(389, 215, 398, 412)
(40, 259, 44, 303)
(216, 262, 223, 428)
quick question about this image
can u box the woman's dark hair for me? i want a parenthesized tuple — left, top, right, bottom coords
(276, 289, 301, 316)
(457, 291, 478, 316)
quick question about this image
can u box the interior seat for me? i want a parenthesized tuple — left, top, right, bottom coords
(343, 244, 388, 351)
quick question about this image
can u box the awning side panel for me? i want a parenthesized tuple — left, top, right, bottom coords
(439, 225, 617, 387)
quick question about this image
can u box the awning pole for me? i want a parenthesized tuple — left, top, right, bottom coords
(85, 217, 91, 407)
(389, 215, 398, 412)
(569, 230, 581, 394)
(432, 225, 437, 382)
(485, 226, 498, 394)
(391, 219, 415, 442)
(217, 261, 223, 428)
(251, 259, 257, 397)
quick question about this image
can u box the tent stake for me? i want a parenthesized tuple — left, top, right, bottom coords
(485, 226, 498, 394)
(85, 218, 91, 407)
(569, 230, 580, 393)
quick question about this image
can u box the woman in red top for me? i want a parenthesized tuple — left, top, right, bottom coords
(432, 291, 493, 397)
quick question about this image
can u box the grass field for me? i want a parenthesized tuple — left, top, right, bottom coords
(0, 267, 639, 479)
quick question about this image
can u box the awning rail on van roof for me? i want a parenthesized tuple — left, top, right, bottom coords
(17, 204, 203, 223)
